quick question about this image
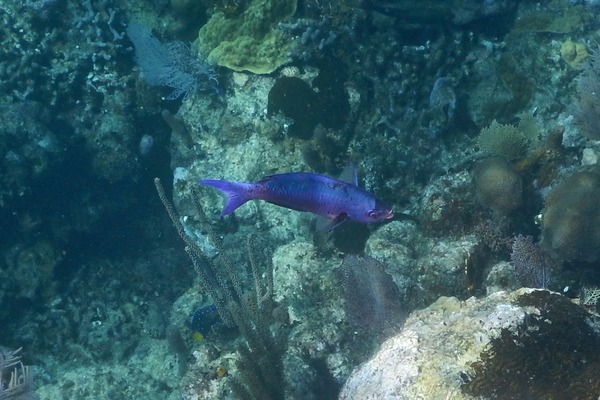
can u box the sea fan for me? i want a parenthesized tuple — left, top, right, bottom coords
(335, 255, 405, 329)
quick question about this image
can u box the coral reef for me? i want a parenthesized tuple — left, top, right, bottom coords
(4, 0, 600, 399)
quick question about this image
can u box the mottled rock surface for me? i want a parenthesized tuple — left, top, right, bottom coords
(340, 288, 600, 399)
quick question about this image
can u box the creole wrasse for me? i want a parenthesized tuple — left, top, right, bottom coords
(199, 168, 393, 230)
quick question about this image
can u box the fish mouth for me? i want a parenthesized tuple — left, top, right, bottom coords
(376, 209, 394, 220)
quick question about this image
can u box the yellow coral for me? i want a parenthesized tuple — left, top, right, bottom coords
(560, 39, 588, 68)
(197, 0, 297, 74)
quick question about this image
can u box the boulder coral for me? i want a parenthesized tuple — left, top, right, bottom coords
(541, 169, 600, 262)
(472, 157, 522, 215)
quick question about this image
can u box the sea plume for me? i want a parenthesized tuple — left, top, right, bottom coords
(0, 347, 37, 400)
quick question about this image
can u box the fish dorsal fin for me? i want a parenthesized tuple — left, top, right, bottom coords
(339, 164, 358, 186)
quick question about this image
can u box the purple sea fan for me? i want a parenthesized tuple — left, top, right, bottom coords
(335, 255, 404, 329)
(510, 235, 553, 289)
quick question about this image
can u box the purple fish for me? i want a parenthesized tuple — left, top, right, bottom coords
(199, 170, 394, 229)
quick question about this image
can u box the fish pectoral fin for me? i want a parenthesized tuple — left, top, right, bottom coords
(316, 213, 348, 231)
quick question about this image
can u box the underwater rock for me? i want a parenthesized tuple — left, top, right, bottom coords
(419, 170, 476, 235)
(366, 221, 476, 313)
(340, 288, 600, 399)
(267, 64, 350, 140)
(365, 0, 516, 26)
(267, 77, 320, 139)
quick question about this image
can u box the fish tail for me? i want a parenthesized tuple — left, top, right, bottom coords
(198, 179, 252, 216)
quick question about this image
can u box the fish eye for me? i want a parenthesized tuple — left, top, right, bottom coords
(367, 210, 378, 218)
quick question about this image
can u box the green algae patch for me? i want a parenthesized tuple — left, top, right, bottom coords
(512, 5, 589, 34)
(197, 0, 297, 74)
